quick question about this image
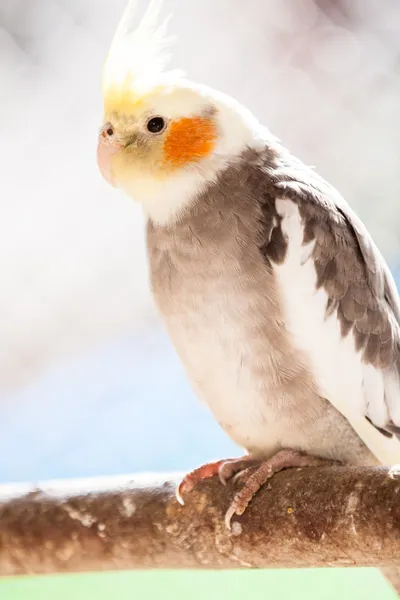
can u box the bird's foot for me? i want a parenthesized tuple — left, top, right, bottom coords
(224, 449, 338, 530)
(176, 449, 338, 531)
(176, 455, 257, 505)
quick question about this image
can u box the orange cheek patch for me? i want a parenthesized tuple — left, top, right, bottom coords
(163, 117, 217, 167)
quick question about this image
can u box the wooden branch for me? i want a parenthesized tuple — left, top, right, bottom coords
(0, 466, 399, 576)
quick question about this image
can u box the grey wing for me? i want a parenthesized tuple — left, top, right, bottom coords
(333, 201, 400, 438)
(347, 206, 400, 325)
(275, 169, 400, 440)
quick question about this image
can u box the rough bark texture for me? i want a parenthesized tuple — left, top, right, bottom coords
(0, 466, 399, 577)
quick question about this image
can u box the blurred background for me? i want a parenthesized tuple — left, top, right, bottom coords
(0, 0, 399, 598)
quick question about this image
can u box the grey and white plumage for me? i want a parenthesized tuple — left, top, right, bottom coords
(98, 0, 400, 514)
(97, 5, 400, 590)
(147, 144, 400, 468)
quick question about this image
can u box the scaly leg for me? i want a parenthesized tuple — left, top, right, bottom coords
(177, 449, 338, 531)
(224, 449, 338, 530)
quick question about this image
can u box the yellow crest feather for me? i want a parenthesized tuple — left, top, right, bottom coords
(102, 0, 183, 113)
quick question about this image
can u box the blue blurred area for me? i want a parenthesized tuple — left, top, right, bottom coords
(0, 327, 239, 483)
(2, 273, 399, 485)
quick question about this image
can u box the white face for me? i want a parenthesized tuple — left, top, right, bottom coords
(98, 80, 263, 226)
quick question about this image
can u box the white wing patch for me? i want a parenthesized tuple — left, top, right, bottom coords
(363, 364, 387, 427)
(273, 197, 400, 464)
(384, 369, 400, 426)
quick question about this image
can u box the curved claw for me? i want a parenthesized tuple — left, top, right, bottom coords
(175, 483, 185, 506)
(232, 466, 257, 485)
(218, 459, 248, 486)
(218, 463, 230, 486)
(176, 476, 196, 505)
(232, 470, 246, 485)
(224, 505, 237, 531)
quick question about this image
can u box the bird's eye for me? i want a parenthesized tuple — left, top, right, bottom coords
(146, 116, 166, 134)
(101, 123, 114, 138)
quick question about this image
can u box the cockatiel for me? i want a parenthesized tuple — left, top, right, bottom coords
(98, 0, 400, 532)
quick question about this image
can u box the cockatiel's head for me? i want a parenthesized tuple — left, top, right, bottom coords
(97, 0, 264, 225)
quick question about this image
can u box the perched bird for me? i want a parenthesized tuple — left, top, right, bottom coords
(98, 0, 400, 531)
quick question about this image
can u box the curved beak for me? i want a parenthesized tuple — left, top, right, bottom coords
(97, 127, 124, 187)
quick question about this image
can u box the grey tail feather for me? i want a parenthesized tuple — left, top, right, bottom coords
(365, 416, 394, 439)
(385, 422, 400, 440)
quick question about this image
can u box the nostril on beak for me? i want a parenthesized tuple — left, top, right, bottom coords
(97, 125, 125, 187)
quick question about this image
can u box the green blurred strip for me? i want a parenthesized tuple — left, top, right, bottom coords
(0, 568, 396, 600)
